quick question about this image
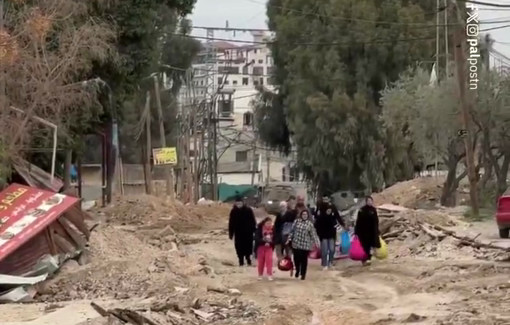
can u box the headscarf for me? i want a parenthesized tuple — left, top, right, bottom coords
(279, 201, 287, 212)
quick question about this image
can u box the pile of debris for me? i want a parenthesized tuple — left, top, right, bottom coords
(373, 177, 448, 208)
(86, 286, 265, 325)
(378, 205, 510, 260)
(95, 195, 231, 232)
(37, 226, 191, 302)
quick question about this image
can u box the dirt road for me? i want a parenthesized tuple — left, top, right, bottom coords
(183, 217, 510, 325)
(1, 206, 510, 325)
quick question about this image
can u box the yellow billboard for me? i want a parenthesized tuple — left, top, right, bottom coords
(152, 147, 177, 165)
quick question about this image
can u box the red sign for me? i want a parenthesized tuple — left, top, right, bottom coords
(0, 183, 79, 262)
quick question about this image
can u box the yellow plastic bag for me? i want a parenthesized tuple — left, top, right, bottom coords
(374, 237, 388, 260)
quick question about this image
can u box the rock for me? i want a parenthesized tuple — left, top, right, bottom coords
(60, 259, 80, 272)
(174, 287, 189, 294)
(405, 313, 427, 322)
(221, 260, 235, 266)
(68, 290, 78, 299)
(207, 286, 226, 293)
(227, 288, 242, 296)
(191, 298, 201, 309)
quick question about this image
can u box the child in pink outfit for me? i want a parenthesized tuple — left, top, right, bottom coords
(255, 217, 274, 280)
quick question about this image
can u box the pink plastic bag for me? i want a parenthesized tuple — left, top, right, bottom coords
(349, 236, 368, 261)
(308, 245, 321, 259)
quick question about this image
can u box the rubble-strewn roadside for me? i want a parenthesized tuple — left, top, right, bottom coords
(378, 205, 510, 261)
(3, 192, 510, 325)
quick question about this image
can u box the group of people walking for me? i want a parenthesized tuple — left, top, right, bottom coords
(228, 194, 381, 281)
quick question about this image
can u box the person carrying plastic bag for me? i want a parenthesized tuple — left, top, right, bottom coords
(315, 203, 345, 270)
(354, 196, 380, 266)
(286, 210, 320, 280)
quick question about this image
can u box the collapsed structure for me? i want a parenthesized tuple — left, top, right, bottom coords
(0, 183, 90, 301)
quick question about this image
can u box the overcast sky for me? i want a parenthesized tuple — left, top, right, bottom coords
(190, 0, 510, 67)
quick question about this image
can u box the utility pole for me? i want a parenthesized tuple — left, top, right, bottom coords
(444, 0, 449, 76)
(452, 0, 479, 217)
(434, 0, 441, 177)
(250, 138, 257, 185)
(212, 104, 218, 200)
(144, 91, 152, 194)
(266, 154, 270, 185)
(177, 114, 184, 199)
(436, 0, 440, 80)
(192, 100, 199, 202)
(153, 75, 174, 197)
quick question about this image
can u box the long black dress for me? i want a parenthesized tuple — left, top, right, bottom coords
(228, 205, 256, 265)
(354, 205, 380, 260)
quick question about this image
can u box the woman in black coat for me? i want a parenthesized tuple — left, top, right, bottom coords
(354, 196, 380, 265)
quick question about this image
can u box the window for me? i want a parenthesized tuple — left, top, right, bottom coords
(224, 80, 229, 85)
(242, 65, 249, 75)
(253, 79, 259, 86)
(218, 66, 239, 74)
(242, 77, 249, 85)
(253, 66, 263, 76)
(217, 77, 223, 85)
(266, 78, 272, 85)
(259, 77, 264, 85)
(253, 49, 258, 54)
(200, 80, 204, 85)
(243, 112, 253, 126)
(258, 59, 263, 64)
(235, 151, 248, 162)
(267, 66, 275, 75)
(233, 80, 238, 85)
(266, 55, 272, 65)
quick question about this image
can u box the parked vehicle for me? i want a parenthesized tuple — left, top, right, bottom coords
(258, 184, 296, 215)
(496, 189, 510, 238)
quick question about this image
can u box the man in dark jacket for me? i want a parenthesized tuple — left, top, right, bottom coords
(315, 203, 345, 270)
(228, 196, 257, 266)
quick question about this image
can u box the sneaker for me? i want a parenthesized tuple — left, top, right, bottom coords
(258, 276, 263, 281)
(323, 266, 328, 271)
(295, 272, 299, 278)
(268, 276, 273, 281)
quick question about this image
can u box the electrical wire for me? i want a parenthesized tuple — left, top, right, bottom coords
(457, 0, 510, 8)
(481, 24, 510, 32)
(177, 34, 436, 46)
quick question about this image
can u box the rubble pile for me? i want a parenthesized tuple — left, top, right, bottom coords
(373, 177, 446, 208)
(96, 195, 231, 232)
(85, 287, 266, 325)
(379, 206, 510, 261)
(37, 226, 191, 302)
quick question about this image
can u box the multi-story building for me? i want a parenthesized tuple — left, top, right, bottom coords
(179, 31, 293, 186)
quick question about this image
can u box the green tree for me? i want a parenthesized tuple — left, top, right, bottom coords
(254, 0, 436, 195)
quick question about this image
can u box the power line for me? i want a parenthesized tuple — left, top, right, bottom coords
(481, 24, 510, 32)
(191, 18, 510, 33)
(177, 34, 436, 46)
(457, 0, 510, 8)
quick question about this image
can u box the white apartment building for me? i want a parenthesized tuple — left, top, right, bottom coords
(179, 32, 293, 186)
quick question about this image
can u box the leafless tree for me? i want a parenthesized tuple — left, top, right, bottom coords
(0, 0, 115, 178)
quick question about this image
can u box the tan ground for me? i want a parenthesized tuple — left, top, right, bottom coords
(1, 197, 509, 325)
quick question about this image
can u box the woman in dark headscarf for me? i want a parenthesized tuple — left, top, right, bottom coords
(354, 196, 380, 265)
